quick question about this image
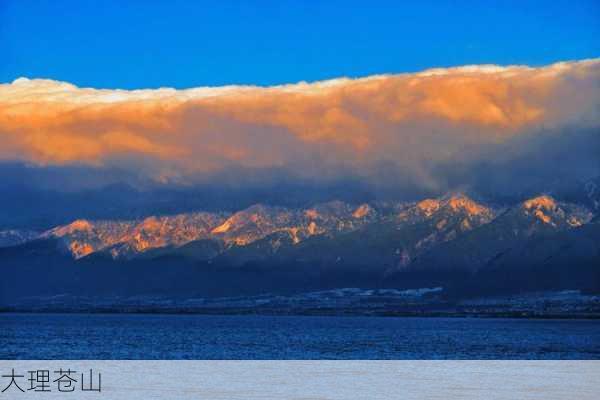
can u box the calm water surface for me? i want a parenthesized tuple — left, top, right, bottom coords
(1, 313, 599, 359)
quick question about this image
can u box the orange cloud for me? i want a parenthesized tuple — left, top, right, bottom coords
(0, 60, 598, 183)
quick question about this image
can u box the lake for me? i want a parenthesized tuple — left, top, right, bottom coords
(1, 313, 599, 359)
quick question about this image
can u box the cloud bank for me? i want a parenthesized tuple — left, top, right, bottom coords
(0, 60, 598, 194)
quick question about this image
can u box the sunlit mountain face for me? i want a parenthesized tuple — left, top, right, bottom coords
(2, 193, 595, 265)
(1, 190, 599, 304)
(0, 60, 599, 304)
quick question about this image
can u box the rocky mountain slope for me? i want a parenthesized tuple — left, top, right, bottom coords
(22, 200, 380, 259)
(2, 194, 595, 269)
(1, 192, 598, 302)
(410, 195, 593, 272)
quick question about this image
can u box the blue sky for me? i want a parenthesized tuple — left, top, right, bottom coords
(1, 0, 599, 88)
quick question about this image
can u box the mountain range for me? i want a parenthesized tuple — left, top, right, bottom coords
(1, 189, 599, 305)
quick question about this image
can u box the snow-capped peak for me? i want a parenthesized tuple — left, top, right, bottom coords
(416, 199, 441, 217)
(352, 204, 372, 219)
(444, 194, 489, 216)
(47, 219, 94, 236)
(520, 195, 592, 227)
(522, 195, 557, 212)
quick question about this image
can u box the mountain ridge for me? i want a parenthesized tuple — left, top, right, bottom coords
(2, 193, 595, 271)
(0, 192, 598, 304)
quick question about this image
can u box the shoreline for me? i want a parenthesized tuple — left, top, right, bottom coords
(2, 308, 600, 319)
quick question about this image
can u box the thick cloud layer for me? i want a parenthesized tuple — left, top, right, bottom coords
(0, 60, 598, 194)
